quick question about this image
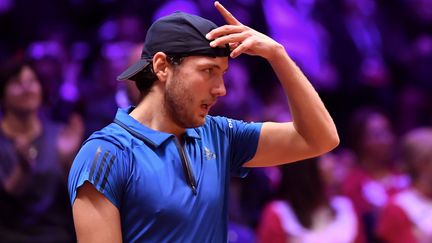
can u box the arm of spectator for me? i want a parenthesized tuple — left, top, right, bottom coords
(57, 113, 85, 171)
(2, 136, 36, 195)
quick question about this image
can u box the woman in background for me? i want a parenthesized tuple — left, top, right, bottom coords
(257, 157, 364, 243)
(342, 107, 409, 242)
(0, 59, 83, 242)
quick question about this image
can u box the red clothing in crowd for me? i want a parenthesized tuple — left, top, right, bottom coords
(257, 196, 364, 243)
(377, 189, 432, 243)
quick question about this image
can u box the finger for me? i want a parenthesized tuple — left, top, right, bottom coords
(206, 25, 244, 40)
(229, 42, 240, 51)
(230, 38, 253, 58)
(210, 32, 247, 47)
(214, 1, 241, 25)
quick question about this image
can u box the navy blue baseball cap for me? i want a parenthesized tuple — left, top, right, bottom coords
(117, 11, 230, 81)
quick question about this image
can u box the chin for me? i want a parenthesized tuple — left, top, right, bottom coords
(187, 116, 206, 128)
(194, 119, 206, 127)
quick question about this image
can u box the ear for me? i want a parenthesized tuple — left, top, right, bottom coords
(152, 52, 169, 82)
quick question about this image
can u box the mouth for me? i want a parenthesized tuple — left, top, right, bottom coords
(200, 104, 211, 112)
(200, 101, 215, 113)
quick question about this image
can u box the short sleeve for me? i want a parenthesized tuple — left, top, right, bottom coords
(68, 138, 127, 209)
(210, 116, 263, 177)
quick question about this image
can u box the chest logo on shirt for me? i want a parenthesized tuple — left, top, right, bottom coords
(204, 146, 216, 160)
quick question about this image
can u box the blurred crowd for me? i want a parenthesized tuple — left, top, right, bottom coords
(0, 0, 431, 242)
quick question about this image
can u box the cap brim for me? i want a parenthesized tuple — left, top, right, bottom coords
(117, 59, 150, 81)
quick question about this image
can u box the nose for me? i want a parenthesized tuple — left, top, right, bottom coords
(211, 78, 226, 97)
(19, 79, 37, 92)
(20, 79, 31, 89)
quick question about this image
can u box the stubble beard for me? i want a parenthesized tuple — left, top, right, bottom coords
(164, 78, 205, 129)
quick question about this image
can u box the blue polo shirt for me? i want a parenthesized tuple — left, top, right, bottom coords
(68, 107, 262, 242)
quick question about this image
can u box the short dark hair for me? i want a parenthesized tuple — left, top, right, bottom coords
(132, 55, 185, 96)
(277, 158, 328, 229)
(0, 59, 29, 99)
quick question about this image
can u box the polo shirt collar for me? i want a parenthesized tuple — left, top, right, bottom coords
(114, 107, 201, 148)
(185, 128, 201, 139)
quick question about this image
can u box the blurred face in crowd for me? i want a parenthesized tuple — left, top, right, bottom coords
(3, 66, 42, 114)
(319, 150, 354, 190)
(403, 129, 432, 195)
(164, 55, 228, 128)
(360, 113, 395, 162)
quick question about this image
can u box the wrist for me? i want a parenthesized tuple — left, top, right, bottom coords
(266, 43, 286, 63)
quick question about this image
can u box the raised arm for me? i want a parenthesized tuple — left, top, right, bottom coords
(207, 1, 339, 167)
(72, 182, 122, 243)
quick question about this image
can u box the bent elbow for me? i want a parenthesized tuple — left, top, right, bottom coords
(328, 132, 340, 150)
(316, 131, 340, 155)
(326, 131, 340, 151)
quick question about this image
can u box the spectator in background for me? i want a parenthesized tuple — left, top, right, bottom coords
(0, 59, 83, 242)
(26, 38, 84, 124)
(377, 127, 432, 243)
(319, 149, 355, 196)
(27, 40, 68, 118)
(257, 157, 363, 243)
(342, 107, 410, 242)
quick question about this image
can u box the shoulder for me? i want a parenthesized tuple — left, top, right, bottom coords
(85, 122, 139, 151)
(72, 123, 134, 172)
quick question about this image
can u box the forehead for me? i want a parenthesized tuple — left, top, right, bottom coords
(5, 66, 32, 83)
(20, 66, 36, 77)
(182, 56, 229, 70)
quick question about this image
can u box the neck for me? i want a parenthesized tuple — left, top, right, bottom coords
(130, 90, 185, 138)
(1, 110, 41, 141)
